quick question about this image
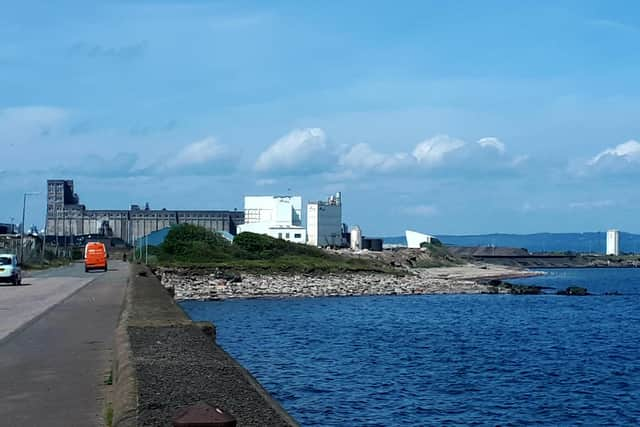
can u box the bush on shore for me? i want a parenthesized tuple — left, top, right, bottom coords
(155, 225, 394, 273)
(415, 241, 462, 267)
(158, 224, 232, 263)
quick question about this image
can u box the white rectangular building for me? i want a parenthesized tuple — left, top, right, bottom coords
(307, 192, 343, 247)
(243, 196, 302, 225)
(237, 196, 306, 244)
(406, 230, 435, 248)
(606, 229, 620, 256)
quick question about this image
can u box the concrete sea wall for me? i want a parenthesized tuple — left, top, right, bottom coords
(111, 263, 298, 426)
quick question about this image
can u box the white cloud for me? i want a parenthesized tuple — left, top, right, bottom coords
(587, 140, 640, 166)
(340, 143, 412, 172)
(143, 136, 234, 176)
(255, 128, 330, 174)
(332, 134, 524, 180)
(0, 106, 68, 144)
(167, 136, 225, 169)
(254, 129, 523, 180)
(574, 140, 640, 177)
(411, 135, 522, 174)
(412, 135, 466, 166)
(402, 204, 438, 217)
(341, 143, 384, 169)
(509, 154, 529, 167)
(477, 137, 506, 154)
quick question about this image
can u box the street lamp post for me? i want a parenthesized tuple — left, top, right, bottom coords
(20, 192, 40, 264)
(41, 211, 48, 264)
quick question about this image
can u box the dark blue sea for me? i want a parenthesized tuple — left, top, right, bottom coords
(181, 268, 640, 426)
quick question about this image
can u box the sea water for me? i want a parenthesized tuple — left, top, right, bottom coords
(181, 268, 640, 426)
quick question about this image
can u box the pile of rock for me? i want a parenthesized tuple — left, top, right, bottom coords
(157, 268, 492, 301)
(556, 286, 589, 296)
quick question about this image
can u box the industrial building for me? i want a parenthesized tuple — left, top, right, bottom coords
(606, 229, 620, 256)
(46, 180, 244, 245)
(406, 230, 435, 248)
(236, 195, 306, 243)
(307, 192, 343, 247)
(0, 223, 16, 235)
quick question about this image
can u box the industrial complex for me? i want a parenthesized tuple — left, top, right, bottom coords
(1, 179, 624, 256)
(237, 195, 307, 243)
(236, 192, 350, 247)
(45, 180, 245, 245)
(44, 180, 357, 249)
(41, 180, 383, 251)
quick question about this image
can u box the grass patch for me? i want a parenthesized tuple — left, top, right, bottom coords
(412, 242, 464, 268)
(103, 370, 113, 386)
(23, 257, 72, 271)
(104, 402, 113, 427)
(151, 224, 398, 274)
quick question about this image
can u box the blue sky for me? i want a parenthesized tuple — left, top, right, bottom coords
(2, 0, 640, 235)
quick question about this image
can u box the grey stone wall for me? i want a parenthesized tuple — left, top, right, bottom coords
(111, 264, 298, 426)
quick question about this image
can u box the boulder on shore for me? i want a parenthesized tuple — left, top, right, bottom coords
(483, 279, 542, 295)
(557, 286, 589, 296)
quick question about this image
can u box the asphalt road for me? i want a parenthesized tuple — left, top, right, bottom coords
(0, 262, 101, 341)
(0, 261, 128, 427)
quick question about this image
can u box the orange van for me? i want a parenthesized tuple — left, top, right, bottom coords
(84, 242, 108, 272)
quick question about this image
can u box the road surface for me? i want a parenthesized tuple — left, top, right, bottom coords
(0, 262, 99, 341)
(0, 261, 128, 427)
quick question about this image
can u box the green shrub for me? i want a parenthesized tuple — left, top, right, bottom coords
(421, 238, 443, 248)
(414, 242, 462, 267)
(71, 248, 83, 260)
(232, 232, 326, 259)
(158, 224, 231, 262)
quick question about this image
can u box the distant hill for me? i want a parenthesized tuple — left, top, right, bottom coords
(384, 232, 640, 254)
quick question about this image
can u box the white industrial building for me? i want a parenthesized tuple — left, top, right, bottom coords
(307, 192, 343, 247)
(237, 195, 307, 243)
(406, 230, 435, 248)
(606, 229, 620, 256)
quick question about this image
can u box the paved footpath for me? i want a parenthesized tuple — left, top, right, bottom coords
(0, 261, 128, 427)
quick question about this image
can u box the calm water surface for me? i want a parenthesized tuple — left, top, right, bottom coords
(182, 268, 640, 426)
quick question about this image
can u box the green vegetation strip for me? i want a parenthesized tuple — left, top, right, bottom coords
(149, 224, 398, 274)
(22, 256, 72, 270)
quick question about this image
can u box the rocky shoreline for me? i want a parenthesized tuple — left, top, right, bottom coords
(157, 264, 541, 301)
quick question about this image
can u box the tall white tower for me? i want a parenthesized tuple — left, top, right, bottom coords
(350, 226, 362, 250)
(606, 229, 620, 256)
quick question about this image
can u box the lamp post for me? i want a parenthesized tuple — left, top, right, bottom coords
(41, 227, 46, 264)
(20, 192, 40, 264)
